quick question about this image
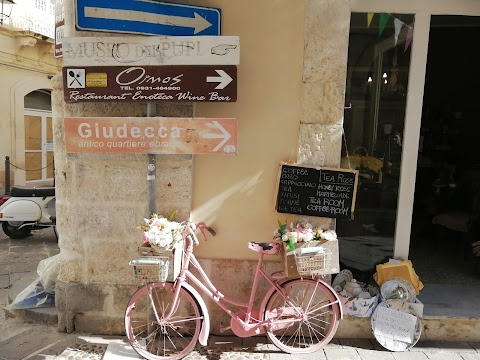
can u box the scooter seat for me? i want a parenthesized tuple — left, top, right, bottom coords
(10, 186, 55, 198)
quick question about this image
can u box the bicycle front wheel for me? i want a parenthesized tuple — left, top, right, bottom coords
(264, 278, 340, 354)
(125, 282, 202, 360)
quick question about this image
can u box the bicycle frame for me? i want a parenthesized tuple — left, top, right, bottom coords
(156, 227, 342, 345)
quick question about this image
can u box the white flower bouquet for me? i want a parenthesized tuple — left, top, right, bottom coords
(140, 212, 184, 251)
(273, 220, 337, 251)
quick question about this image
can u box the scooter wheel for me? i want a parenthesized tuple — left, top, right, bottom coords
(2, 222, 32, 239)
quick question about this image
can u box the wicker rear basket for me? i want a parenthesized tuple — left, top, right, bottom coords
(293, 247, 333, 276)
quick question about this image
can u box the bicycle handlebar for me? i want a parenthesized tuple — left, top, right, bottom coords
(185, 222, 216, 245)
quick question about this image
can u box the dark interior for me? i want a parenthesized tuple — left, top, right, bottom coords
(409, 15, 480, 285)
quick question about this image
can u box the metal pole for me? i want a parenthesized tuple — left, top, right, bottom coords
(5, 156, 10, 195)
(147, 103, 156, 216)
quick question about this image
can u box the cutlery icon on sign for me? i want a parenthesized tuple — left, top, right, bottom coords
(68, 70, 84, 88)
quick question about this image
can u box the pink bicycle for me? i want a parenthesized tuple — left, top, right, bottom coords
(125, 222, 342, 359)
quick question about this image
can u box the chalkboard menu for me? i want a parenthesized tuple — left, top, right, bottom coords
(275, 163, 359, 219)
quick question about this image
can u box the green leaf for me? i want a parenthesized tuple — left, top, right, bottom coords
(168, 210, 177, 221)
(288, 239, 295, 251)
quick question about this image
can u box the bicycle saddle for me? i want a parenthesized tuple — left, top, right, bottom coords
(247, 242, 281, 255)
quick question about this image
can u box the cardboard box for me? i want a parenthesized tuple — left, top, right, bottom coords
(410, 298, 424, 317)
(283, 240, 339, 278)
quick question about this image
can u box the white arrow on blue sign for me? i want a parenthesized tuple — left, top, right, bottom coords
(75, 0, 221, 36)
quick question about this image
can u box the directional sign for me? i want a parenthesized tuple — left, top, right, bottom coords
(64, 117, 237, 155)
(62, 36, 240, 66)
(63, 66, 237, 103)
(54, 0, 65, 58)
(75, 0, 221, 36)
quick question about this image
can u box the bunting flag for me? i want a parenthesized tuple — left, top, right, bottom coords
(367, 13, 374, 28)
(379, 13, 391, 36)
(404, 26, 414, 52)
(394, 18, 404, 45)
(366, 13, 414, 52)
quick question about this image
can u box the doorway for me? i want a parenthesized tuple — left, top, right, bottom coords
(409, 15, 480, 315)
(24, 90, 54, 185)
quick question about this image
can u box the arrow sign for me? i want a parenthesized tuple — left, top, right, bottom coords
(75, 0, 221, 36)
(203, 121, 232, 151)
(63, 65, 237, 103)
(64, 117, 237, 155)
(207, 70, 233, 90)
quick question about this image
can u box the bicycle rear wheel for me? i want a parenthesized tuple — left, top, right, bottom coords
(125, 282, 202, 360)
(264, 278, 340, 354)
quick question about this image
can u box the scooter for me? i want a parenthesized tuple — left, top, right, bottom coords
(0, 186, 57, 239)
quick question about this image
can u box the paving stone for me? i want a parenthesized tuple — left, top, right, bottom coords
(460, 354, 480, 360)
(357, 349, 396, 360)
(0, 274, 9, 288)
(392, 352, 429, 360)
(293, 350, 327, 359)
(27, 338, 85, 360)
(0, 328, 73, 360)
(103, 342, 141, 359)
(188, 348, 268, 359)
(427, 341, 478, 353)
(339, 338, 376, 349)
(421, 353, 464, 360)
(324, 347, 361, 360)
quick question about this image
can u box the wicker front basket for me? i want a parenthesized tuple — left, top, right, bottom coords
(129, 257, 170, 284)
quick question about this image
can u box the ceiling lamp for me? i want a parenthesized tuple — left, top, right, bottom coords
(0, 0, 15, 25)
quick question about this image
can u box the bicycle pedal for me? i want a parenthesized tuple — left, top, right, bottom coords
(219, 326, 231, 333)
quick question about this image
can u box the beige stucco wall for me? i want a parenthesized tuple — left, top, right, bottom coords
(0, 27, 60, 189)
(192, 0, 350, 259)
(53, 0, 351, 334)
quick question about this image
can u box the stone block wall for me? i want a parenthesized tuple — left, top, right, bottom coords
(52, 72, 195, 332)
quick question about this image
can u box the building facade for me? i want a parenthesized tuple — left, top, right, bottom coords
(3, 0, 479, 337)
(0, 0, 60, 191)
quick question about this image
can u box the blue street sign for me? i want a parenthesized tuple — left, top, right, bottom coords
(75, 0, 221, 36)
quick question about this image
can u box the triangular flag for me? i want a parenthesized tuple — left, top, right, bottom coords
(367, 13, 374, 28)
(404, 26, 413, 52)
(394, 18, 404, 45)
(379, 13, 391, 36)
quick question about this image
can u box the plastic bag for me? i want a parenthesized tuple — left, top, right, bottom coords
(6, 254, 60, 309)
(37, 253, 61, 294)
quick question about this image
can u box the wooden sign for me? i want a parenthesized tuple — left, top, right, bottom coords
(54, 0, 65, 58)
(62, 36, 240, 66)
(64, 117, 237, 155)
(63, 66, 236, 103)
(275, 163, 359, 219)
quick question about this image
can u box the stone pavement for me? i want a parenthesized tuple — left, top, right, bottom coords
(2, 330, 480, 360)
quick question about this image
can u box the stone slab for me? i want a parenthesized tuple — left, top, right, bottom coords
(0, 274, 9, 288)
(103, 341, 141, 359)
(324, 348, 361, 360)
(0, 328, 73, 360)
